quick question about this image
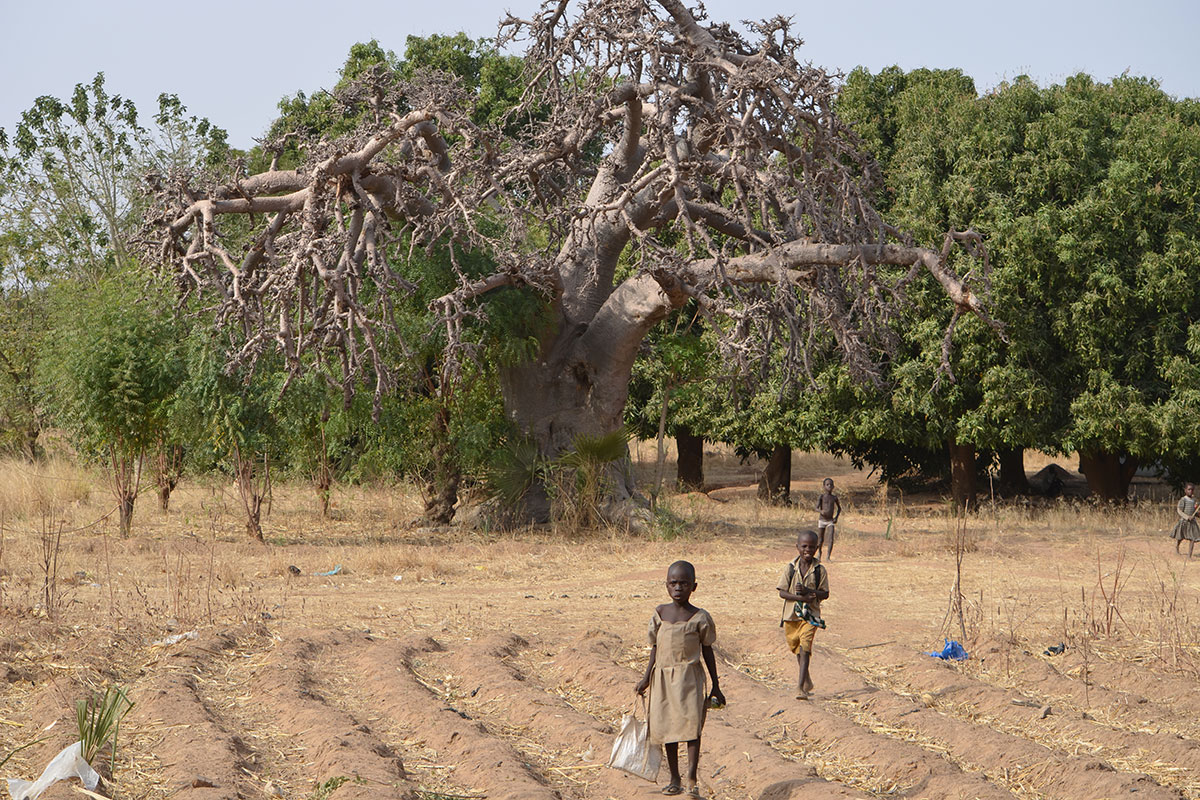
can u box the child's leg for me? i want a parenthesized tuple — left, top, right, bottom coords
(825, 524, 835, 560)
(816, 526, 826, 555)
(685, 738, 700, 789)
(664, 742, 681, 789)
(796, 649, 811, 698)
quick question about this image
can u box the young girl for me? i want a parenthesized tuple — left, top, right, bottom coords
(636, 561, 724, 798)
(1172, 482, 1199, 558)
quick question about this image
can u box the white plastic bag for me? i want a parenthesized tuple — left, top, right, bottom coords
(6, 741, 100, 800)
(607, 701, 660, 782)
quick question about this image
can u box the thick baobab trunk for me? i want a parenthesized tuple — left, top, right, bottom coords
(948, 440, 977, 510)
(676, 427, 704, 491)
(996, 447, 1030, 496)
(1078, 451, 1138, 502)
(500, 309, 652, 523)
(758, 446, 792, 506)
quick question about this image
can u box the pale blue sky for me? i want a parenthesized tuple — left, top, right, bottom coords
(3, 0, 1196, 149)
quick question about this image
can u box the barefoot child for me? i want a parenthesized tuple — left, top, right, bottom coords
(1172, 482, 1199, 558)
(777, 530, 829, 700)
(815, 478, 841, 560)
(637, 561, 724, 797)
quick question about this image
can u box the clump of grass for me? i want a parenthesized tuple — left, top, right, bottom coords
(311, 775, 366, 800)
(77, 685, 134, 772)
(651, 501, 688, 541)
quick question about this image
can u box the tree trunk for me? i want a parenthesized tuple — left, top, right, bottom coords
(676, 427, 704, 491)
(111, 447, 141, 537)
(1078, 450, 1138, 502)
(155, 443, 184, 512)
(233, 448, 268, 542)
(757, 445, 792, 506)
(500, 316, 648, 524)
(422, 404, 459, 525)
(996, 447, 1030, 496)
(21, 425, 40, 462)
(313, 425, 332, 518)
(948, 439, 977, 510)
(117, 493, 134, 537)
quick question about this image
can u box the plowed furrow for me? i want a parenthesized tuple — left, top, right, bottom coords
(416, 631, 680, 798)
(710, 619, 1188, 800)
(350, 633, 564, 800)
(552, 630, 1014, 800)
(842, 643, 1200, 794)
(248, 630, 415, 799)
(968, 643, 1200, 740)
(527, 630, 874, 799)
(131, 631, 263, 800)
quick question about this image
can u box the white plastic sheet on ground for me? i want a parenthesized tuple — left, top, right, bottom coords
(6, 741, 100, 800)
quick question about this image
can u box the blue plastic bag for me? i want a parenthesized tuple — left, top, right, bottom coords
(926, 639, 968, 660)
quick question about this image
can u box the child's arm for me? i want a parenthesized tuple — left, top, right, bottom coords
(781, 585, 828, 602)
(779, 585, 816, 602)
(701, 644, 724, 705)
(636, 646, 657, 695)
(833, 495, 841, 522)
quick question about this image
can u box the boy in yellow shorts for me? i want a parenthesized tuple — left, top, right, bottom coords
(777, 530, 829, 700)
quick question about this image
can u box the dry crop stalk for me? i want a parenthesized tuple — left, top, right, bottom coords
(38, 510, 62, 617)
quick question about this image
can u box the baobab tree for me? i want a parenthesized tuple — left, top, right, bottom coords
(146, 0, 989, 522)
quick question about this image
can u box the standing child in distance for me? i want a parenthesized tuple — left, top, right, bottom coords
(815, 478, 841, 560)
(637, 561, 724, 798)
(777, 530, 829, 700)
(1172, 482, 1199, 558)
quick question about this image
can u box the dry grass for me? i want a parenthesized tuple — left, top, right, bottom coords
(0, 457, 93, 522)
(1, 448, 1199, 792)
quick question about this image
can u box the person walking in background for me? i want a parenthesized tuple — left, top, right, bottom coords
(1172, 482, 1199, 558)
(815, 478, 841, 560)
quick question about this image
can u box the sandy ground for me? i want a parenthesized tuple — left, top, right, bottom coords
(1, 450, 1199, 800)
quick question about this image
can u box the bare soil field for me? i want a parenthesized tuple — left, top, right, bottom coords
(2, 449, 1199, 800)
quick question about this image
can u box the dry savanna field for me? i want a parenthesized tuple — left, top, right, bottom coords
(1, 447, 1200, 800)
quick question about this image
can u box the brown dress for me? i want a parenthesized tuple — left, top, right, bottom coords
(646, 607, 715, 744)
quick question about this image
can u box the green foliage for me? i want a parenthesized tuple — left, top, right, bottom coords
(0, 736, 51, 771)
(76, 685, 133, 769)
(832, 67, 1200, 486)
(173, 330, 284, 473)
(549, 428, 630, 528)
(0, 74, 227, 283)
(650, 501, 688, 541)
(483, 436, 544, 507)
(40, 271, 184, 463)
(0, 287, 46, 457)
(309, 775, 366, 800)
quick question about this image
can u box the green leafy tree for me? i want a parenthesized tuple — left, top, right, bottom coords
(837, 68, 1200, 502)
(175, 332, 285, 541)
(0, 77, 227, 463)
(147, 4, 989, 528)
(40, 272, 184, 534)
